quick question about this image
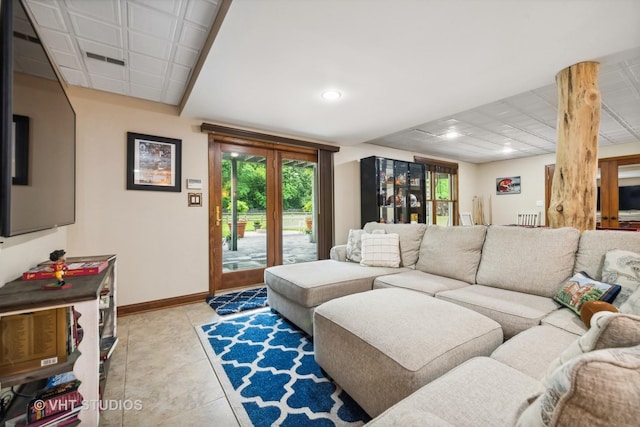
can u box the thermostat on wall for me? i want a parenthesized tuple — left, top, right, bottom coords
(186, 178, 203, 189)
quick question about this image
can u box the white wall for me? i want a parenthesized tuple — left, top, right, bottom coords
(65, 88, 210, 306)
(333, 144, 478, 244)
(476, 142, 640, 225)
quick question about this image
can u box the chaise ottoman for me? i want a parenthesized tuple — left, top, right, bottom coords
(265, 260, 410, 336)
(313, 288, 504, 417)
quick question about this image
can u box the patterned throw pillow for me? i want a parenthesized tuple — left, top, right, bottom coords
(543, 312, 640, 384)
(516, 345, 640, 427)
(602, 249, 640, 314)
(553, 272, 621, 315)
(360, 233, 401, 268)
(345, 229, 385, 263)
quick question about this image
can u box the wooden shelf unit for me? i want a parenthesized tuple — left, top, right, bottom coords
(0, 255, 117, 427)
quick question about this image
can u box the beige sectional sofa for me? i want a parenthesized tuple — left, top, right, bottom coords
(264, 223, 640, 425)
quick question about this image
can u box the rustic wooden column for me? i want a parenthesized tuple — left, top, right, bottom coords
(548, 61, 601, 232)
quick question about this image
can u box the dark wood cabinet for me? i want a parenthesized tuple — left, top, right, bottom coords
(360, 156, 426, 226)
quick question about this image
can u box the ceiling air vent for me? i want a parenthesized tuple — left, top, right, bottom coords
(86, 51, 125, 66)
(13, 31, 40, 44)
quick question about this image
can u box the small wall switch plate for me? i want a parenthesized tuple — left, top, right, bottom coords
(186, 178, 203, 189)
(536, 200, 544, 207)
(188, 193, 202, 207)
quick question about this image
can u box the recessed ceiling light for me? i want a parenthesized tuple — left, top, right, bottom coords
(502, 147, 514, 154)
(444, 131, 460, 139)
(321, 90, 342, 101)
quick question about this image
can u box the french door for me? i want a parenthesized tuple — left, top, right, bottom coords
(208, 138, 318, 294)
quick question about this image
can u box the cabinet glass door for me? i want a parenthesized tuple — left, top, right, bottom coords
(378, 158, 395, 223)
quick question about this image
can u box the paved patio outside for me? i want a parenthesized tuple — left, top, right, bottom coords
(222, 230, 317, 272)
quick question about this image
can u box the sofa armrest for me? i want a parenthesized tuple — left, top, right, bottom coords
(330, 245, 348, 262)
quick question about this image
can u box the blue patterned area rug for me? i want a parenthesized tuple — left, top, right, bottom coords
(197, 309, 370, 427)
(206, 286, 268, 315)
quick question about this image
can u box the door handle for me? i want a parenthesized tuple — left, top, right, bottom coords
(216, 206, 222, 226)
(601, 216, 609, 220)
(611, 216, 617, 220)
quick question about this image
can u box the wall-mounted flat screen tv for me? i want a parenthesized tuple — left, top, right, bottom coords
(1, 0, 76, 237)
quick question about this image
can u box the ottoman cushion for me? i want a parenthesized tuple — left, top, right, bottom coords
(314, 288, 503, 417)
(265, 259, 408, 308)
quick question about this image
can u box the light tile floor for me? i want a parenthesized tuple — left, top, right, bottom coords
(99, 302, 240, 426)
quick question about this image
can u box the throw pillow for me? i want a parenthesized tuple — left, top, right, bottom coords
(543, 312, 640, 384)
(601, 249, 640, 313)
(345, 229, 385, 263)
(360, 233, 401, 268)
(553, 271, 621, 315)
(516, 345, 640, 427)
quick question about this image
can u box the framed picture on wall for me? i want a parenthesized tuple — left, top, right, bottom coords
(126, 132, 182, 192)
(496, 176, 521, 195)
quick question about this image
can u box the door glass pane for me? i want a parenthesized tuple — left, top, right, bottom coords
(596, 167, 601, 226)
(435, 172, 452, 226)
(617, 164, 640, 227)
(222, 152, 267, 272)
(282, 159, 317, 264)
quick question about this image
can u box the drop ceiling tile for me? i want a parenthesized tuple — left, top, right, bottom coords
(173, 45, 199, 66)
(128, 52, 168, 76)
(127, 2, 177, 40)
(90, 75, 127, 94)
(49, 49, 82, 70)
(59, 66, 88, 86)
(164, 80, 187, 104)
(26, 1, 68, 31)
(134, 0, 183, 16)
(86, 59, 126, 80)
(64, 0, 121, 25)
(69, 13, 123, 48)
(130, 69, 164, 88)
(179, 22, 208, 50)
(130, 82, 163, 101)
(128, 30, 172, 60)
(185, 0, 219, 27)
(36, 28, 75, 53)
(169, 63, 191, 83)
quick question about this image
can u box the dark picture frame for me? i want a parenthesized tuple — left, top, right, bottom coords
(126, 132, 182, 192)
(12, 115, 29, 185)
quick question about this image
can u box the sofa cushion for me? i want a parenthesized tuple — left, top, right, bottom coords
(436, 285, 560, 339)
(543, 312, 640, 383)
(574, 229, 640, 280)
(491, 325, 579, 381)
(264, 259, 408, 308)
(363, 222, 428, 267)
(360, 233, 401, 267)
(517, 345, 640, 427)
(552, 271, 621, 315)
(602, 249, 640, 313)
(373, 270, 470, 296)
(368, 357, 542, 427)
(415, 225, 487, 283)
(541, 308, 588, 336)
(345, 228, 385, 263)
(476, 226, 580, 297)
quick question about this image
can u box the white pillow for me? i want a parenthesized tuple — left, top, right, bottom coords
(346, 228, 385, 263)
(602, 249, 640, 312)
(360, 233, 401, 268)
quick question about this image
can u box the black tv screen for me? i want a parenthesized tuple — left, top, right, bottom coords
(619, 186, 640, 211)
(1, 0, 76, 237)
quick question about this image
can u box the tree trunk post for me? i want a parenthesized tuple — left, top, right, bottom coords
(548, 61, 601, 232)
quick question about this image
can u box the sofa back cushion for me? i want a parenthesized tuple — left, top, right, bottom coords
(363, 222, 428, 267)
(476, 226, 580, 297)
(574, 229, 640, 280)
(415, 225, 487, 283)
(516, 345, 640, 427)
